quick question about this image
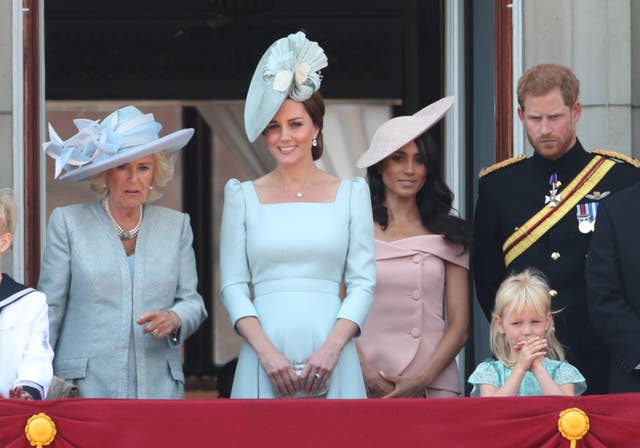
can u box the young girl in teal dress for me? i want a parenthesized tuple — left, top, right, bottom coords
(468, 269, 586, 396)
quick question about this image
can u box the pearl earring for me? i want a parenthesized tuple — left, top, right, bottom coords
(149, 186, 154, 190)
(312, 138, 318, 147)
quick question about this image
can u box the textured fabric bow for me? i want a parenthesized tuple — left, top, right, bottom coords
(43, 112, 160, 178)
(264, 31, 328, 101)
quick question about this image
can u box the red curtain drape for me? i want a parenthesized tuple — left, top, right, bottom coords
(1, 394, 639, 447)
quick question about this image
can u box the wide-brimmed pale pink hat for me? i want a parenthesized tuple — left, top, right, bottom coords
(356, 96, 455, 168)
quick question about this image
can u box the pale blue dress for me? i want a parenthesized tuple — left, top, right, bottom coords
(220, 178, 376, 398)
(468, 358, 587, 396)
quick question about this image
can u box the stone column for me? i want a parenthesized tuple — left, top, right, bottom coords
(523, 0, 638, 158)
(0, 1, 14, 274)
(0, 0, 13, 187)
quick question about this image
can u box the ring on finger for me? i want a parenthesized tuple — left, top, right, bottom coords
(313, 372, 321, 381)
(152, 329, 159, 336)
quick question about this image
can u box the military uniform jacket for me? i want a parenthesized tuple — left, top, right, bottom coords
(586, 182, 640, 392)
(473, 140, 640, 393)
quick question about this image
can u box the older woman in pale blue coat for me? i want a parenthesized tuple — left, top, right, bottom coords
(39, 106, 207, 398)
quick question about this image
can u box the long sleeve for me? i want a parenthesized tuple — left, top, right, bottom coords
(15, 292, 54, 399)
(586, 200, 640, 372)
(336, 178, 376, 331)
(472, 177, 506, 320)
(38, 207, 72, 349)
(168, 213, 208, 345)
(220, 179, 258, 328)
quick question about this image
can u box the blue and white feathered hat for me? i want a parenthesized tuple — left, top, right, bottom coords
(244, 31, 328, 142)
(43, 106, 194, 181)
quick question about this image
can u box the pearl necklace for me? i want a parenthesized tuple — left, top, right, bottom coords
(101, 199, 144, 241)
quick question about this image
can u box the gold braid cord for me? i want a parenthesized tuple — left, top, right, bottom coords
(592, 149, 640, 168)
(502, 156, 615, 266)
(478, 155, 526, 178)
(558, 407, 590, 448)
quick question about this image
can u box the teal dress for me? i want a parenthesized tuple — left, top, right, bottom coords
(220, 178, 376, 398)
(468, 358, 587, 396)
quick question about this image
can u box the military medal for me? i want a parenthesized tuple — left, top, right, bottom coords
(545, 173, 562, 207)
(576, 202, 598, 233)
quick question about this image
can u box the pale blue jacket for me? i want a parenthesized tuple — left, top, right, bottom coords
(39, 202, 207, 398)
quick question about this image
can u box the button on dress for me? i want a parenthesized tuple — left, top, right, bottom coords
(357, 235, 468, 395)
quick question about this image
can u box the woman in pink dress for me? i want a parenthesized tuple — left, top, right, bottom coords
(356, 97, 472, 398)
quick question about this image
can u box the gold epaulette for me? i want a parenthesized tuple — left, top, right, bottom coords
(593, 149, 640, 168)
(478, 155, 526, 178)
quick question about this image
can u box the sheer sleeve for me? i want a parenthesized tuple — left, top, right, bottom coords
(336, 177, 376, 332)
(553, 361, 587, 396)
(468, 360, 501, 396)
(220, 179, 257, 328)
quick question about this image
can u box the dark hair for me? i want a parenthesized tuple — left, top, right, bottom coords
(367, 133, 472, 250)
(302, 91, 325, 160)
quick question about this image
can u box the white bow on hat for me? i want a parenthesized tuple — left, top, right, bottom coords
(43, 106, 194, 182)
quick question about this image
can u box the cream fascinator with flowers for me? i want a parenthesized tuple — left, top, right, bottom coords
(42, 106, 194, 182)
(244, 31, 328, 142)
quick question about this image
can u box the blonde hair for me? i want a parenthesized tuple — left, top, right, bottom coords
(490, 268, 564, 367)
(0, 189, 18, 234)
(89, 151, 176, 202)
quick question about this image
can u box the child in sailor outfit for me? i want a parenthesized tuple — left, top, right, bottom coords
(0, 190, 53, 400)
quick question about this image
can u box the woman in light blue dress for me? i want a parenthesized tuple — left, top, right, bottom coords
(220, 32, 376, 398)
(468, 269, 586, 396)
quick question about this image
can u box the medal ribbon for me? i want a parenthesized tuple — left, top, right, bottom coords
(502, 155, 615, 267)
(545, 173, 560, 205)
(576, 203, 588, 218)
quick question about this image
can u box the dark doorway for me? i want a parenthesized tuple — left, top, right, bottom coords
(45, 0, 443, 109)
(44, 0, 446, 382)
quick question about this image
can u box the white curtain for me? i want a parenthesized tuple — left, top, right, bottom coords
(319, 102, 393, 178)
(197, 102, 275, 179)
(198, 101, 392, 179)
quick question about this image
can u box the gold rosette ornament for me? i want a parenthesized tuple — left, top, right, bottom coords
(558, 407, 590, 448)
(24, 412, 57, 447)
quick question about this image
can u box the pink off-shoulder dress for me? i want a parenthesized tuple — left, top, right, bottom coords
(357, 235, 469, 397)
